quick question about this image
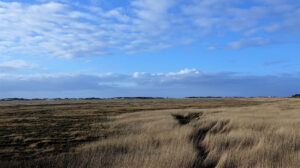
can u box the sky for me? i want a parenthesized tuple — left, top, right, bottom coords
(0, 0, 300, 98)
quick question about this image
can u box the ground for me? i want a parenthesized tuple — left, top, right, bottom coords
(0, 98, 299, 168)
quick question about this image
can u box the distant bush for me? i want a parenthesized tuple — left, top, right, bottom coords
(291, 94, 300, 98)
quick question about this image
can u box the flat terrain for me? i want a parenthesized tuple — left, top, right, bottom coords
(0, 98, 299, 168)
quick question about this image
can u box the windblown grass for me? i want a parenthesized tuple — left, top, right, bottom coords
(0, 98, 299, 168)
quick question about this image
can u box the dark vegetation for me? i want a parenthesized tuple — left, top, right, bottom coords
(0, 104, 113, 161)
(172, 112, 202, 125)
(292, 94, 300, 98)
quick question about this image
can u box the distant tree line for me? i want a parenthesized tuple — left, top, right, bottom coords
(2, 95, 300, 101)
(0, 97, 166, 101)
(291, 94, 300, 98)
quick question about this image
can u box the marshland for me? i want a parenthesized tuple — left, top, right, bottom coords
(0, 98, 299, 168)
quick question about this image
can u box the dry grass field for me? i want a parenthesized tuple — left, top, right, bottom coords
(0, 98, 299, 168)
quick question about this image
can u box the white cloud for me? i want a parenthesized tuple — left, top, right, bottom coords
(0, 0, 183, 58)
(182, 0, 300, 33)
(167, 68, 200, 76)
(0, 69, 299, 98)
(0, 0, 299, 59)
(132, 72, 147, 78)
(0, 60, 39, 71)
(227, 38, 272, 50)
(131, 0, 174, 31)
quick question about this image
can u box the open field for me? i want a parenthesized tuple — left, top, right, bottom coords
(0, 98, 299, 168)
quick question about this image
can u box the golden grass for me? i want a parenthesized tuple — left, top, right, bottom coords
(0, 98, 299, 168)
(198, 100, 300, 168)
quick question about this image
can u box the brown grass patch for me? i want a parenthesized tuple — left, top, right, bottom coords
(0, 98, 299, 168)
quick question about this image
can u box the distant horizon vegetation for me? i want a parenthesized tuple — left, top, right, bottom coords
(1, 94, 300, 101)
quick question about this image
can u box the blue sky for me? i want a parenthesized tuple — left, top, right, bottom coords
(0, 0, 300, 98)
